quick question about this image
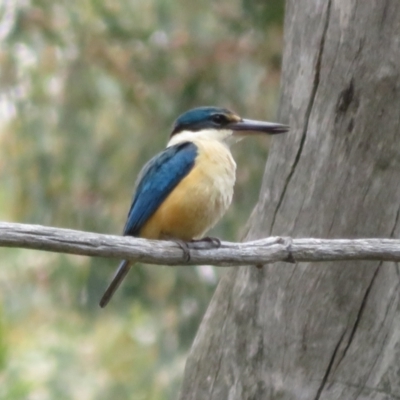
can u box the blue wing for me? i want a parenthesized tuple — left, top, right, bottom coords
(123, 141, 198, 236)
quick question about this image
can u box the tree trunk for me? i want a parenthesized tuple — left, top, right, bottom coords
(179, 1, 400, 399)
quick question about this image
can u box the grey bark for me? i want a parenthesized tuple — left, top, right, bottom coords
(3, 222, 400, 265)
(179, 1, 400, 399)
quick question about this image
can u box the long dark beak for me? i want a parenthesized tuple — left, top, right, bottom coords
(229, 119, 289, 135)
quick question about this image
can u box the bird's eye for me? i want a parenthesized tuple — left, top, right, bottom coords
(211, 114, 228, 125)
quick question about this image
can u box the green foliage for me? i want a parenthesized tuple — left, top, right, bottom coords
(0, 0, 284, 397)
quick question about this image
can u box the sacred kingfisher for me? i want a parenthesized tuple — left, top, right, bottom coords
(99, 106, 288, 307)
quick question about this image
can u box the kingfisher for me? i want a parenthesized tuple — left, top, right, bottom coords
(99, 106, 288, 307)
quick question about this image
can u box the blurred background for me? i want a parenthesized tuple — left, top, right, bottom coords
(0, 0, 284, 398)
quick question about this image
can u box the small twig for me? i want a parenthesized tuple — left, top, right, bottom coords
(1, 222, 400, 266)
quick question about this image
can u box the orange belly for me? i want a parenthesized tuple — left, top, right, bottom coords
(139, 139, 236, 240)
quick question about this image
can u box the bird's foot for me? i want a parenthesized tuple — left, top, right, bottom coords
(174, 237, 221, 262)
(174, 239, 191, 262)
(191, 236, 221, 249)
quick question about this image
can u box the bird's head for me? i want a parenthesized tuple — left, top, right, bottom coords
(168, 106, 288, 147)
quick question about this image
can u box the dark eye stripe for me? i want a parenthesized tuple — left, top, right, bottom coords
(170, 107, 239, 136)
(211, 114, 229, 124)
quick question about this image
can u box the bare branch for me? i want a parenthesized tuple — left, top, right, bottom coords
(1, 222, 400, 266)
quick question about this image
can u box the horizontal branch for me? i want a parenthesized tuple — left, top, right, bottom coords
(1, 222, 400, 266)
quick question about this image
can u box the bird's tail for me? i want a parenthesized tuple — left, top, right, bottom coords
(99, 260, 131, 308)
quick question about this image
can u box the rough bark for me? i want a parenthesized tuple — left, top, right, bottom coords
(3, 223, 400, 265)
(179, 1, 400, 399)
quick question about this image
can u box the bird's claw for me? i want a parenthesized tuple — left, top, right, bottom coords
(174, 239, 191, 262)
(191, 236, 221, 249)
(174, 237, 222, 262)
